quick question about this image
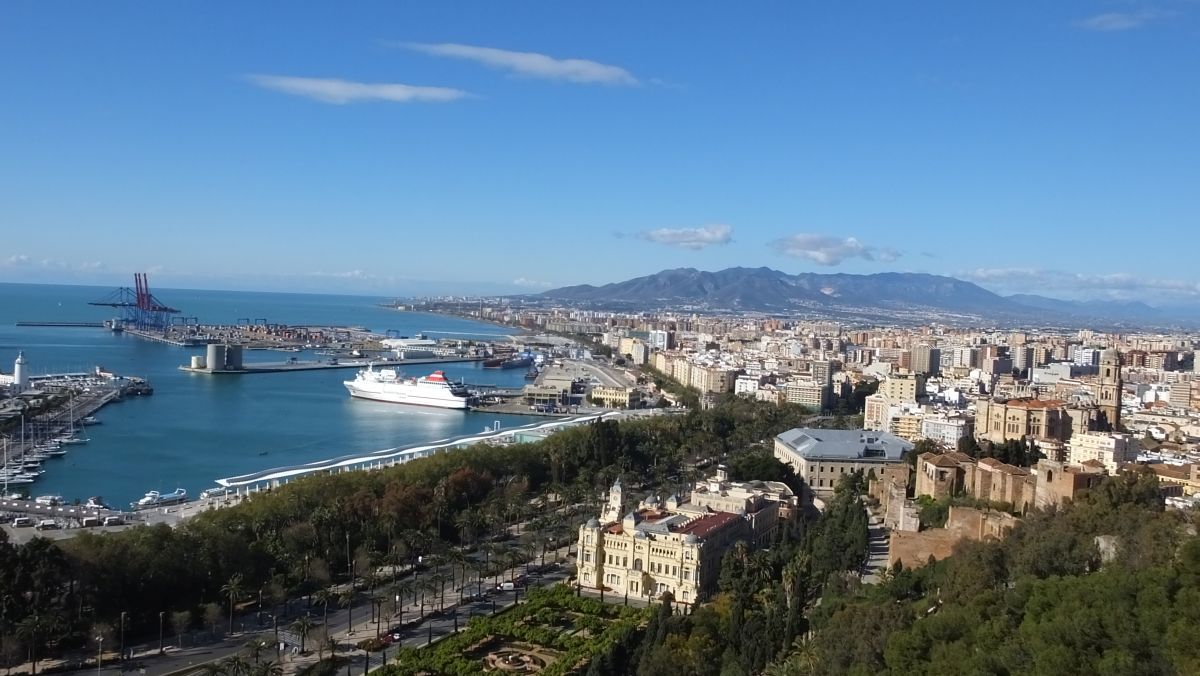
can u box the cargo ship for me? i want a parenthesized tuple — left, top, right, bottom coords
(482, 354, 534, 370)
(344, 367, 470, 409)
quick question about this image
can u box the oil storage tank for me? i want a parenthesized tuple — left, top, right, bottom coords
(224, 344, 244, 371)
(190, 355, 207, 370)
(207, 344, 228, 372)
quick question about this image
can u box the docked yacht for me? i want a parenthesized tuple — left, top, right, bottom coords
(132, 488, 188, 510)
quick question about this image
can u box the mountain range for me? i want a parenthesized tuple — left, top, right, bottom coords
(537, 267, 1194, 327)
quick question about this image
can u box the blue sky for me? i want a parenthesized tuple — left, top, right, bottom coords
(2, 2, 1197, 301)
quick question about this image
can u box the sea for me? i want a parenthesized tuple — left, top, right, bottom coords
(0, 282, 543, 507)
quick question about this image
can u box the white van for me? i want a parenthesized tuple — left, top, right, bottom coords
(11, 517, 33, 528)
(103, 516, 124, 526)
(35, 519, 59, 530)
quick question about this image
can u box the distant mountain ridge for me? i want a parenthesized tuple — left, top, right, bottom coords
(542, 267, 1020, 313)
(537, 267, 1192, 327)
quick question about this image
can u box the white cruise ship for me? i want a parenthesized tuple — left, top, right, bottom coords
(344, 367, 471, 409)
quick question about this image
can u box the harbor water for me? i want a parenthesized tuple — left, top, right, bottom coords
(0, 283, 542, 507)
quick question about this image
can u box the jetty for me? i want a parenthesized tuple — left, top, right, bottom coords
(14, 321, 104, 328)
(179, 354, 487, 375)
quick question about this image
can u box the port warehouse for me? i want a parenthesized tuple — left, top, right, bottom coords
(214, 411, 639, 493)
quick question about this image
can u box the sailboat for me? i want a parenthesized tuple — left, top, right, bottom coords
(57, 394, 89, 445)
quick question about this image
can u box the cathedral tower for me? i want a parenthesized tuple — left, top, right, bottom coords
(1097, 349, 1121, 431)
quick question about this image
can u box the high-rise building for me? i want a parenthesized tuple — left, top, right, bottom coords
(1097, 349, 1122, 431)
(952, 347, 979, 369)
(911, 346, 941, 376)
(810, 360, 833, 387)
(1011, 347, 1034, 372)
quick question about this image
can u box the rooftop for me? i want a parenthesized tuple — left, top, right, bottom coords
(674, 511, 743, 538)
(775, 427, 913, 461)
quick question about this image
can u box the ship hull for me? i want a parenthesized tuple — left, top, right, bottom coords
(344, 384, 470, 409)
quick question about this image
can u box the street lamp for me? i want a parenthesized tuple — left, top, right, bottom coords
(96, 636, 103, 674)
(119, 612, 126, 663)
(158, 611, 165, 655)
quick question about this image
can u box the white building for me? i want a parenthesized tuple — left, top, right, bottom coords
(1067, 432, 1136, 473)
(920, 414, 974, 447)
(734, 374, 760, 397)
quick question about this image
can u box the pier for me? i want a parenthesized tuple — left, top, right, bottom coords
(14, 321, 104, 328)
(178, 355, 487, 374)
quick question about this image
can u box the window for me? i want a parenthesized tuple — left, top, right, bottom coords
(584, 552, 591, 562)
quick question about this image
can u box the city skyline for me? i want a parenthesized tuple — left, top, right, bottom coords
(2, 2, 1198, 301)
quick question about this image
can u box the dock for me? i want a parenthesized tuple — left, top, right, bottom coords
(178, 355, 487, 374)
(14, 321, 105, 328)
(123, 328, 208, 346)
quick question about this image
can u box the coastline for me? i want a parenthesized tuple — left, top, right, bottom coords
(379, 305, 534, 338)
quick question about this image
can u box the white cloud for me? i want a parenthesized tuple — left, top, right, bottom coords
(512, 277, 553, 289)
(3, 254, 31, 266)
(638, 224, 733, 250)
(246, 74, 469, 104)
(769, 234, 899, 266)
(401, 43, 639, 86)
(1077, 10, 1168, 31)
(959, 268, 1200, 300)
(308, 269, 376, 280)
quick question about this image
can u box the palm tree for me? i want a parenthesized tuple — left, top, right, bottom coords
(454, 508, 480, 549)
(253, 660, 283, 676)
(197, 662, 227, 676)
(430, 572, 451, 611)
(393, 580, 413, 620)
(221, 573, 245, 636)
(223, 655, 251, 676)
(290, 616, 313, 653)
(338, 588, 355, 633)
(313, 588, 335, 628)
(244, 638, 267, 665)
(15, 615, 42, 673)
(444, 549, 468, 590)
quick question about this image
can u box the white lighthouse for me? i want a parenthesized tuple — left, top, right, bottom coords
(13, 351, 27, 393)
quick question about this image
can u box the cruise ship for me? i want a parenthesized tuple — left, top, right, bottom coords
(344, 367, 471, 410)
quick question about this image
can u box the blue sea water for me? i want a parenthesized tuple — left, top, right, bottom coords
(0, 283, 541, 506)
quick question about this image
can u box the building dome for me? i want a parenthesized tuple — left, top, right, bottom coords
(586, 517, 600, 529)
(684, 533, 698, 544)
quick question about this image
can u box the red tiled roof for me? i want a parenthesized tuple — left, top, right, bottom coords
(674, 511, 742, 539)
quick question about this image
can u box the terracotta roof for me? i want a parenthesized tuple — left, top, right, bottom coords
(604, 524, 624, 534)
(928, 455, 963, 468)
(674, 511, 742, 539)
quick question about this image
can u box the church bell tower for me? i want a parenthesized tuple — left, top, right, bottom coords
(1097, 349, 1121, 431)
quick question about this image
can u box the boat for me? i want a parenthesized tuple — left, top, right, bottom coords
(132, 488, 188, 510)
(343, 367, 470, 409)
(483, 354, 534, 370)
(57, 435, 89, 445)
(80, 416, 100, 426)
(524, 367, 539, 381)
(84, 496, 108, 509)
(200, 486, 232, 500)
